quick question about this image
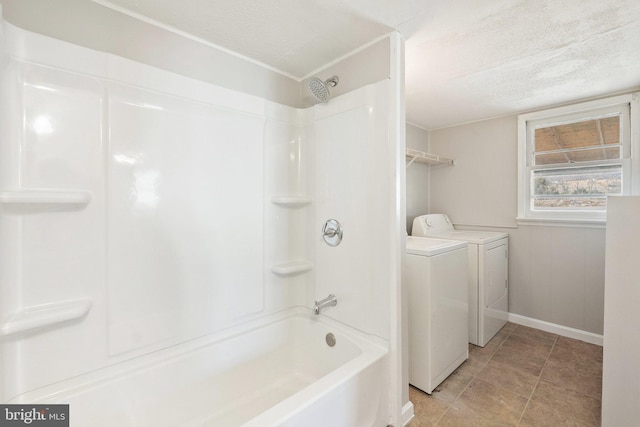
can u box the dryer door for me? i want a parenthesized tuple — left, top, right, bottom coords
(479, 239, 509, 346)
(485, 242, 508, 308)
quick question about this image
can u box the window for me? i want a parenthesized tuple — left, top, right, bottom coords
(517, 94, 639, 224)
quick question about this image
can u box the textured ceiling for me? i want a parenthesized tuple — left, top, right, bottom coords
(91, 0, 431, 77)
(406, 0, 640, 129)
(91, 0, 640, 129)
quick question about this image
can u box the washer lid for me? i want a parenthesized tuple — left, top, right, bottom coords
(424, 230, 508, 245)
(411, 213, 454, 236)
(406, 236, 467, 256)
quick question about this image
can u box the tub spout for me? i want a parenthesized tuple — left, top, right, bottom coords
(313, 294, 337, 315)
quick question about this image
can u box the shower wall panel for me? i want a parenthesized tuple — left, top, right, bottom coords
(106, 82, 264, 356)
(263, 106, 315, 311)
(0, 20, 306, 401)
(314, 80, 392, 339)
(1, 61, 108, 399)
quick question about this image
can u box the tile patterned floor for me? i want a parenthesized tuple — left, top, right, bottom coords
(408, 323, 603, 426)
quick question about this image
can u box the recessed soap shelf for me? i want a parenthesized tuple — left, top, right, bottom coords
(270, 196, 312, 208)
(271, 260, 313, 277)
(0, 189, 92, 212)
(0, 298, 93, 337)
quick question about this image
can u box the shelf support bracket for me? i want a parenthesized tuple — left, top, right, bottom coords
(406, 155, 418, 168)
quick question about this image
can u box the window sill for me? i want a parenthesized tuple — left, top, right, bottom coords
(516, 217, 606, 229)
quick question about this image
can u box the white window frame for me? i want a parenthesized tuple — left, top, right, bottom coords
(517, 93, 640, 226)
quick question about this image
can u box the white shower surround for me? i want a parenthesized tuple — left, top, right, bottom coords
(0, 12, 401, 426)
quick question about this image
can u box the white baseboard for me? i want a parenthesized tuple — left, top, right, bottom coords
(401, 400, 414, 427)
(507, 313, 603, 346)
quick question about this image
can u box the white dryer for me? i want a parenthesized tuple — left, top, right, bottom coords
(412, 214, 509, 347)
(405, 236, 468, 394)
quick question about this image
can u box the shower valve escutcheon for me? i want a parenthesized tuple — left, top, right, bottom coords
(313, 294, 337, 315)
(322, 219, 343, 246)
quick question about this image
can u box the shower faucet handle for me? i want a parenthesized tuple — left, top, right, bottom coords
(322, 219, 343, 246)
(324, 228, 339, 237)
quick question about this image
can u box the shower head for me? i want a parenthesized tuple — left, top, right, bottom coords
(306, 75, 339, 104)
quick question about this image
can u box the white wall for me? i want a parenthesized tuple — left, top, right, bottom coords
(405, 123, 429, 233)
(429, 116, 606, 335)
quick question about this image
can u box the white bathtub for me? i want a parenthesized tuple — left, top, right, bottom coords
(11, 308, 389, 426)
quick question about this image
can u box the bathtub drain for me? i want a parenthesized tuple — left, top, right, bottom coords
(325, 333, 336, 347)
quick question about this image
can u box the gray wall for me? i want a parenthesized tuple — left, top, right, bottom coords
(406, 124, 430, 233)
(428, 116, 605, 335)
(0, 0, 301, 106)
(0, 0, 393, 110)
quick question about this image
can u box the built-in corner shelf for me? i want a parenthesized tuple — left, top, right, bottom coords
(405, 148, 455, 167)
(0, 189, 92, 212)
(270, 196, 312, 208)
(0, 298, 92, 337)
(271, 260, 313, 277)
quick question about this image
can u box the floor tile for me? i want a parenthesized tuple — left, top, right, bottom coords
(519, 399, 593, 426)
(439, 379, 527, 426)
(499, 322, 518, 334)
(510, 325, 558, 346)
(491, 343, 548, 377)
(501, 334, 554, 359)
(438, 411, 516, 427)
(408, 324, 602, 427)
(409, 386, 450, 426)
(471, 330, 508, 358)
(551, 337, 603, 365)
(540, 358, 602, 400)
(450, 350, 488, 378)
(476, 359, 539, 399)
(530, 379, 601, 426)
(430, 367, 474, 403)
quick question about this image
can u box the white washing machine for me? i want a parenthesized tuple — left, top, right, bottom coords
(412, 214, 509, 347)
(405, 236, 468, 394)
